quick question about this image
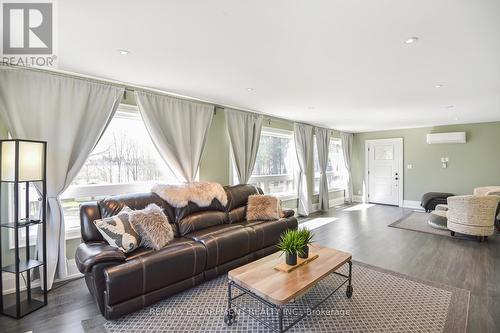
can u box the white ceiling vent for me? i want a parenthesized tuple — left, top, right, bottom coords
(426, 132, 466, 144)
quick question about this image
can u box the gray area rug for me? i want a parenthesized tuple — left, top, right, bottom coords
(84, 261, 469, 333)
(389, 211, 453, 237)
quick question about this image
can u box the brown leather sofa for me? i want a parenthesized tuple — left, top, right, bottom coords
(75, 184, 298, 319)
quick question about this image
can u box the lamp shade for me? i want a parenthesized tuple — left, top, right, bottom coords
(1, 140, 45, 182)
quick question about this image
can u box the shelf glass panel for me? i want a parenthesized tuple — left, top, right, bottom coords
(1, 219, 43, 229)
(2, 259, 43, 273)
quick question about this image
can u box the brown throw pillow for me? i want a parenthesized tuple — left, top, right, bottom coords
(129, 204, 175, 250)
(246, 195, 282, 221)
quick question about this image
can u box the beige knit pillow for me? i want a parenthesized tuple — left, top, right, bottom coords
(129, 204, 174, 250)
(246, 195, 282, 221)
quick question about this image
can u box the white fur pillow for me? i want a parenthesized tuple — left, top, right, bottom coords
(129, 204, 174, 250)
(246, 195, 282, 221)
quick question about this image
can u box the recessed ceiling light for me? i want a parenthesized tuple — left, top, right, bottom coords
(435, 84, 444, 88)
(118, 49, 130, 55)
(246, 88, 254, 92)
(405, 37, 419, 44)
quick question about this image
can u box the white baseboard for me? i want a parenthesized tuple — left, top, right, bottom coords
(403, 200, 424, 210)
(2, 258, 82, 295)
(349, 196, 423, 210)
(310, 197, 346, 214)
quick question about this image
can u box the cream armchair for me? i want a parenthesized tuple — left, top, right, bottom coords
(447, 195, 500, 241)
(474, 186, 500, 232)
(473, 186, 500, 196)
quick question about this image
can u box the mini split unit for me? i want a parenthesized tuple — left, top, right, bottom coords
(426, 132, 466, 144)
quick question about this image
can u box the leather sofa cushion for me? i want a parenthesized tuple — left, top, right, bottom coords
(175, 199, 226, 222)
(185, 224, 257, 269)
(104, 238, 206, 306)
(99, 192, 176, 223)
(228, 206, 246, 224)
(177, 211, 227, 236)
(282, 209, 295, 218)
(75, 242, 126, 274)
(238, 217, 299, 249)
(224, 184, 262, 211)
(80, 202, 105, 242)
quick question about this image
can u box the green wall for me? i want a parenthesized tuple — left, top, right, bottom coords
(352, 121, 500, 201)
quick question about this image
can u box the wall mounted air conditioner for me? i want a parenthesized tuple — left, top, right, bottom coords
(426, 132, 466, 144)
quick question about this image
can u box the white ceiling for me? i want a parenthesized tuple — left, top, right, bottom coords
(57, 0, 500, 132)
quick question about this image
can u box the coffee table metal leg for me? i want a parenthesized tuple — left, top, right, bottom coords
(346, 260, 353, 298)
(225, 281, 237, 326)
(277, 306, 284, 333)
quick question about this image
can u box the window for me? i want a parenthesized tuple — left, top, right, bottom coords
(60, 105, 177, 237)
(313, 137, 348, 194)
(236, 127, 298, 198)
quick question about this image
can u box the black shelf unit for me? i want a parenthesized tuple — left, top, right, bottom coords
(0, 139, 48, 319)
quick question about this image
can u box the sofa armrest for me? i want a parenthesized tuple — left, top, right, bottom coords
(282, 209, 295, 218)
(75, 242, 126, 274)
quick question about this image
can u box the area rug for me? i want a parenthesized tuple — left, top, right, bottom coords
(84, 261, 469, 333)
(389, 211, 453, 237)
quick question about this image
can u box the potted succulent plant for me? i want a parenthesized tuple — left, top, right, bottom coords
(277, 229, 303, 266)
(297, 228, 314, 259)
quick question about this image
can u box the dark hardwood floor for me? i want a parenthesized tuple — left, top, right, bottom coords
(1, 204, 498, 333)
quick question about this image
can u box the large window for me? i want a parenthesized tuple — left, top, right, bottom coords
(313, 137, 348, 194)
(241, 127, 298, 198)
(60, 105, 177, 237)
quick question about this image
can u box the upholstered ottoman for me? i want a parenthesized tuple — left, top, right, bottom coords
(428, 210, 448, 230)
(421, 192, 454, 212)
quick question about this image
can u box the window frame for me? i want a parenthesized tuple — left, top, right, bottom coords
(245, 126, 298, 200)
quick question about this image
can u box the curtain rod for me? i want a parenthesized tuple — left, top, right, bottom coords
(1, 63, 339, 132)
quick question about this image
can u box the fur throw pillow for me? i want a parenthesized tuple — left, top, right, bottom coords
(129, 204, 175, 250)
(94, 206, 139, 253)
(246, 195, 282, 221)
(151, 182, 228, 208)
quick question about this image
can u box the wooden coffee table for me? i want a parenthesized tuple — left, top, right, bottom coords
(225, 244, 353, 332)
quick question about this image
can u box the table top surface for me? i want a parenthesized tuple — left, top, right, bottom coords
(228, 244, 352, 306)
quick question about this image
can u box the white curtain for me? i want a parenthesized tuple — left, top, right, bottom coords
(135, 91, 214, 182)
(0, 67, 124, 289)
(340, 132, 354, 203)
(294, 123, 313, 216)
(226, 109, 263, 184)
(316, 127, 331, 211)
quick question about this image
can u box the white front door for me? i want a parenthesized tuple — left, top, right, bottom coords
(366, 138, 403, 206)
